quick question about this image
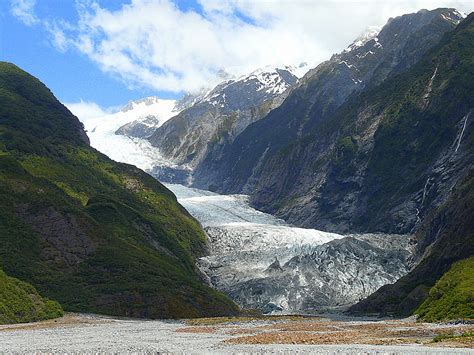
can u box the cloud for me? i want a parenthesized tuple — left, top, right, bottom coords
(10, 0, 38, 26)
(15, 0, 474, 94)
(64, 100, 110, 123)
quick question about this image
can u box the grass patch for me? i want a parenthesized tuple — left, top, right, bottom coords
(416, 257, 474, 322)
(432, 331, 474, 343)
(0, 268, 63, 324)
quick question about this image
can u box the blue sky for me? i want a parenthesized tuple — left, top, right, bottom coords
(1, 1, 473, 113)
(0, 1, 188, 107)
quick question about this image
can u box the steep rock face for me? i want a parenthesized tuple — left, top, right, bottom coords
(350, 171, 474, 317)
(196, 9, 463, 214)
(0, 62, 238, 319)
(147, 68, 298, 177)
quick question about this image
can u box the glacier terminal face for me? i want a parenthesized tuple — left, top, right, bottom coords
(166, 184, 413, 314)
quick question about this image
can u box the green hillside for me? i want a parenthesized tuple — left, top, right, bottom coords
(416, 257, 474, 321)
(0, 62, 238, 319)
(0, 268, 63, 324)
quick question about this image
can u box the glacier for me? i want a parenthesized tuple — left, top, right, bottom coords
(167, 183, 413, 314)
(76, 97, 184, 172)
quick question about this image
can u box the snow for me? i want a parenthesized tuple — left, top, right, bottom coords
(343, 26, 381, 53)
(119, 96, 176, 122)
(76, 97, 179, 171)
(441, 11, 465, 24)
(201, 66, 298, 107)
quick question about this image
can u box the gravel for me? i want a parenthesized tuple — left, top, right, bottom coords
(0, 314, 472, 354)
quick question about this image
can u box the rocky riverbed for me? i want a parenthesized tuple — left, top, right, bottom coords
(1, 313, 472, 353)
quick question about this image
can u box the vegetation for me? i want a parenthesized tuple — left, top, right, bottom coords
(432, 331, 474, 343)
(0, 268, 63, 324)
(185, 314, 305, 326)
(0, 62, 238, 320)
(416, 257, 474, 321)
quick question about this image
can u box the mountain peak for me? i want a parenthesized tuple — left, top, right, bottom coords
(120, 96, 163, 113)
(343, 26, 381, 53)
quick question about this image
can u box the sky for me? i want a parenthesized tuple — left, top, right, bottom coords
(1, 0, 473, 117)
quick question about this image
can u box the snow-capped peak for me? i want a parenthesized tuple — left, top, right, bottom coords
(343, 26, 381, 53)
(242, 66, 296, 95)
(173, 88, 212, 112)
(213, 66, 298, 101)
(120, 96, 164, 113)
(439, 8, 466, 24)
(286, 62, 310, 78)
(453, 9, 467, 19)
(115, 97, 177, 125)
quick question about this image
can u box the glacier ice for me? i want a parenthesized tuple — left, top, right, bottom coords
(167, 184, 413, 314)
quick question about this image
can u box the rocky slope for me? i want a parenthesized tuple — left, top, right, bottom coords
(146, 67, 300, 182)
(194, 8, 465, 234)
(0, 62, 238, 319)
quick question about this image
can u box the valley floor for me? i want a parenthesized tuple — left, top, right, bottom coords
(0, 313, 472, 353)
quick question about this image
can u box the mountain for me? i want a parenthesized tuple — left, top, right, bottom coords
(0, 268, 63, 324)
(0, 62, 238, 319)
(192, 8, 465, 232)
(155, 8, 471, 319)
(145, 67, 300, 182)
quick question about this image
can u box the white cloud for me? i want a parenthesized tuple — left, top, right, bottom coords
(10, 0, 38, 26)
(65, 100, 110, 123)
(17, 0, 474, 94)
